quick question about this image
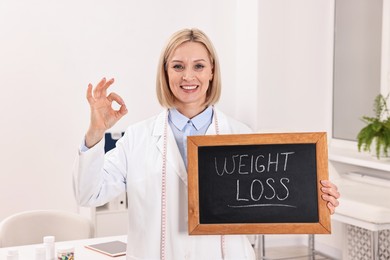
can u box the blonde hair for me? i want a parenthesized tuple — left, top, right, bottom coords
(156, 28, 221, 108)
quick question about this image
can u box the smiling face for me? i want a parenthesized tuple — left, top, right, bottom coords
(166, 41, 214, 117)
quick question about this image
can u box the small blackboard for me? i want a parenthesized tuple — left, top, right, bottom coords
(187, 132, 330, 235)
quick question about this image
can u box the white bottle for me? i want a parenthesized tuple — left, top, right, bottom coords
(6, 249, 19, 260)
(34, 245, 46, 260)
(43, 236, 55, 260)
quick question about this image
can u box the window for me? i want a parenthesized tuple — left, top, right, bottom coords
(333, 0, 383, 141)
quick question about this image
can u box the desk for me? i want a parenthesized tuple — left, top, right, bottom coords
(0, 235, 127, 260)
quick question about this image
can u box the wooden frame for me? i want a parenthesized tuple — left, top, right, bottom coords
(187, 132, 330, 235)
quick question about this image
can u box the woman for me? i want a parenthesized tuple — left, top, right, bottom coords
(74, 28, 340, 260)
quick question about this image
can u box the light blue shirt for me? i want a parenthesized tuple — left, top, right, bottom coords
(168, 107, 213, 167)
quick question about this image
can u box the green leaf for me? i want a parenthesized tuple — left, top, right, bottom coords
(357, 93, 390, 159)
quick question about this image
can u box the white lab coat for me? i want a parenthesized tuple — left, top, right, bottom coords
(74, 109, 256, 260)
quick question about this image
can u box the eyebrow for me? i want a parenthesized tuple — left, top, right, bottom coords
(170, 59, 207, 63)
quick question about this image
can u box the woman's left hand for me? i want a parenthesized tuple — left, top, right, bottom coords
(320, 180, 340, 214)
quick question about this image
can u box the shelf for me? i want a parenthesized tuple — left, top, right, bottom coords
(95, 192, 127, 213)
(328, 145, 390, 172)
(96, 208, 127, 214)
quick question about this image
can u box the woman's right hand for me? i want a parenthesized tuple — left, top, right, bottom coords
(85, 77, 128, 148)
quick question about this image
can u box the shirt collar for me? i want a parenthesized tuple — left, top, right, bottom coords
(169, 106, 213, 131)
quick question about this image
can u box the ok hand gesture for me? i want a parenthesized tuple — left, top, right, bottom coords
(85, 78, 128, 148)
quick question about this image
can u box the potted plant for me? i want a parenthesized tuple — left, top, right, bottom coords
(357, 94, 390, 159)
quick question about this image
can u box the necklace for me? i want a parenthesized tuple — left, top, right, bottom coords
(160, 106, 226, 260)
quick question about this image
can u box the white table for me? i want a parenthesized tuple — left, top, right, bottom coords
(0, 235, 127, 260)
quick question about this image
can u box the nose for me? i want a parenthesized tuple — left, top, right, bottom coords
(182, 69, 194, 81)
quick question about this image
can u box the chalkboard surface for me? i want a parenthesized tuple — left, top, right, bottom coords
(187, 132, 330, 235)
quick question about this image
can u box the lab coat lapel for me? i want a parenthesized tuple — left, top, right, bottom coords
(206, 108, 227, 135)
(206, 121, 217, 135)
(154, 110, 188, 185)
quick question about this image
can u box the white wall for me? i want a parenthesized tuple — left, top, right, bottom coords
(256, 0, 334, 134)
(234, 0, 334, 134)
(0, 0, 341, 257)
(0, 0, 239, 220)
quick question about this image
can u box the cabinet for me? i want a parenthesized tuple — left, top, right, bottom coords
(93, 132, 128, 237)
(329, 144, 390, 259)
(93, 193, 128, 237)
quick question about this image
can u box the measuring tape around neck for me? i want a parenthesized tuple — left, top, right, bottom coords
(160, 106, 226, 260)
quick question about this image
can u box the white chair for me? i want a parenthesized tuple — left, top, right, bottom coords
(0, 210, 95, 247)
